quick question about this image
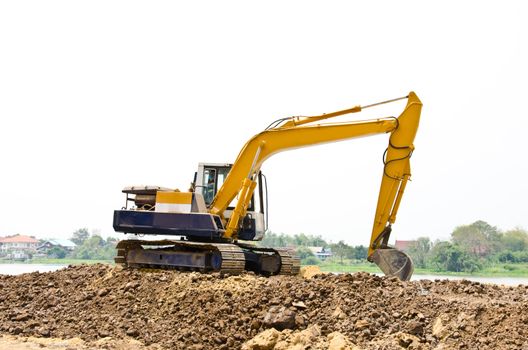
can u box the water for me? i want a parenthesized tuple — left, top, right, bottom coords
(411, 274, 528, 286)
(1, 264, 527, 286)
(0, 264, 67, 275)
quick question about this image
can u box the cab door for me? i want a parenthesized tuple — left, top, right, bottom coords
(195, 163, 266, 241)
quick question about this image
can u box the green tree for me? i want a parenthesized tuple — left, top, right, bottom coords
(501, 228, 528, 252)
(296, 246, 315, 260)
(451, 221, 492, 257)
(303, 256, 321, 265)
(71, 228, 90, 245)
(513, 251, 528, 262)
(47, 246, 67, 259)
(72, 234, 117, 260)
(260, 232, 328, 248)
(294, 233, 309, 246)
(407, 237, 432, 268)
(273, 233, 288, 247)
(496, 250, 516, 263)
(469, 220, 500, 239)
(293, 233, 328, 247)
(473, 220, 502, 253)
(260, 232, 292, 247)
(429, 241, 451, 271)
(430, 241, 481, 273)
(304, 234, 327, 247)
(330, 240, 351, 264)
(349, 245, 368, 260)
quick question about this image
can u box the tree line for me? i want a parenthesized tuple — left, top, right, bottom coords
(406, 220, 528, 273)
(261, 220, 528, 273)
(259, 232, 368, 265)
(46, 228, 118, 260)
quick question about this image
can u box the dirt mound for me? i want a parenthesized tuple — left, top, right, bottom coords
(241, 325, 361, 350)
(1, 264, 527, 349)
(0, 334, 156, 350)
(299, 265, 325, 279)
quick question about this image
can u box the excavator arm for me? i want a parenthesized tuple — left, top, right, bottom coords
(211, 92, 422, 280)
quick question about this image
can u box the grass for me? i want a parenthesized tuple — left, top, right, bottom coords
(475, 263, 528, 277)
(412, 263, 528, 277)
(309, 259, 528, 277)
(317, 261, 382, 274)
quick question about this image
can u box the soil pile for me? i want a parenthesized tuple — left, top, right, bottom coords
(0, 264, 527, 349)
(0, 334, 150, 350)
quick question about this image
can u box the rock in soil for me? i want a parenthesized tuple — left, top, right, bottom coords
(0, 264, 527, 349)
(263, 306, 297, 330)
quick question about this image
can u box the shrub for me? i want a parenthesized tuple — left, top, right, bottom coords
(503, 264, 518, 271)
(47, 246, 67, 259)
(302, 256, 321, 265)
(497, 251, 517, 263)
(512, 251, 528, 263)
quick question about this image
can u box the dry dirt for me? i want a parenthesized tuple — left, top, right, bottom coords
(0, 264, 527, 349)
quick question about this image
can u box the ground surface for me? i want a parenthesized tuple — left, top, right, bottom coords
(0, 264, 527, 349)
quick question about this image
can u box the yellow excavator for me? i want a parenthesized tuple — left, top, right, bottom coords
(113, 92, 422, 280)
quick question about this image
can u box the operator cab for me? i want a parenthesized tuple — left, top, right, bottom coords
(194, 163, 267, 241)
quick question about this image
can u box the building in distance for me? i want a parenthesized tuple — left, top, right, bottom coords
(0, 234, 40, 260)
(37, 239, 77, 253)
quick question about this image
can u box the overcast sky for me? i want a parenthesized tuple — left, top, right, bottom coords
(1, 1, 527, 246)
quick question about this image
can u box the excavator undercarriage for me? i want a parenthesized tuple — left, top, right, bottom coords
(115, 239, 300, 276)
(113, 184, 300, 276)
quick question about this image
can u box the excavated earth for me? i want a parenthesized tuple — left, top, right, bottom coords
(0, 264, 527, 349)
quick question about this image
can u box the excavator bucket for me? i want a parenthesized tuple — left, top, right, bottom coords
(370, 248, 414, 281)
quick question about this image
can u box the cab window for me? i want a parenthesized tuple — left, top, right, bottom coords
(203, 168, 216, 205)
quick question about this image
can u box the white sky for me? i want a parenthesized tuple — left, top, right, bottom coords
(1, 1, 527, 246)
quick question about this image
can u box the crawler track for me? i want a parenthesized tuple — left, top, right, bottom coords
(115, 239, 299, 276)
(277, 249, 301, 275)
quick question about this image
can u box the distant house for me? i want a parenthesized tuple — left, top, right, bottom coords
(307, 246, 333, 260)
(37, 239, 77, 253)
(394, 240, 416, 252)
(0, 234, 40, 260)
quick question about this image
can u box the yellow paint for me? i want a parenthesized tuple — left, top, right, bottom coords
(224, 178, 257, 238)
(209, 92, 422, 256)
(156, 191, 192, 204)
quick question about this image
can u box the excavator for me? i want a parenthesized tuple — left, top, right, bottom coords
(113, 92, 422, 281)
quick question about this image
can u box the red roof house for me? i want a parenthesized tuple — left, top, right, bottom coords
(0, 234, 40, 253)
